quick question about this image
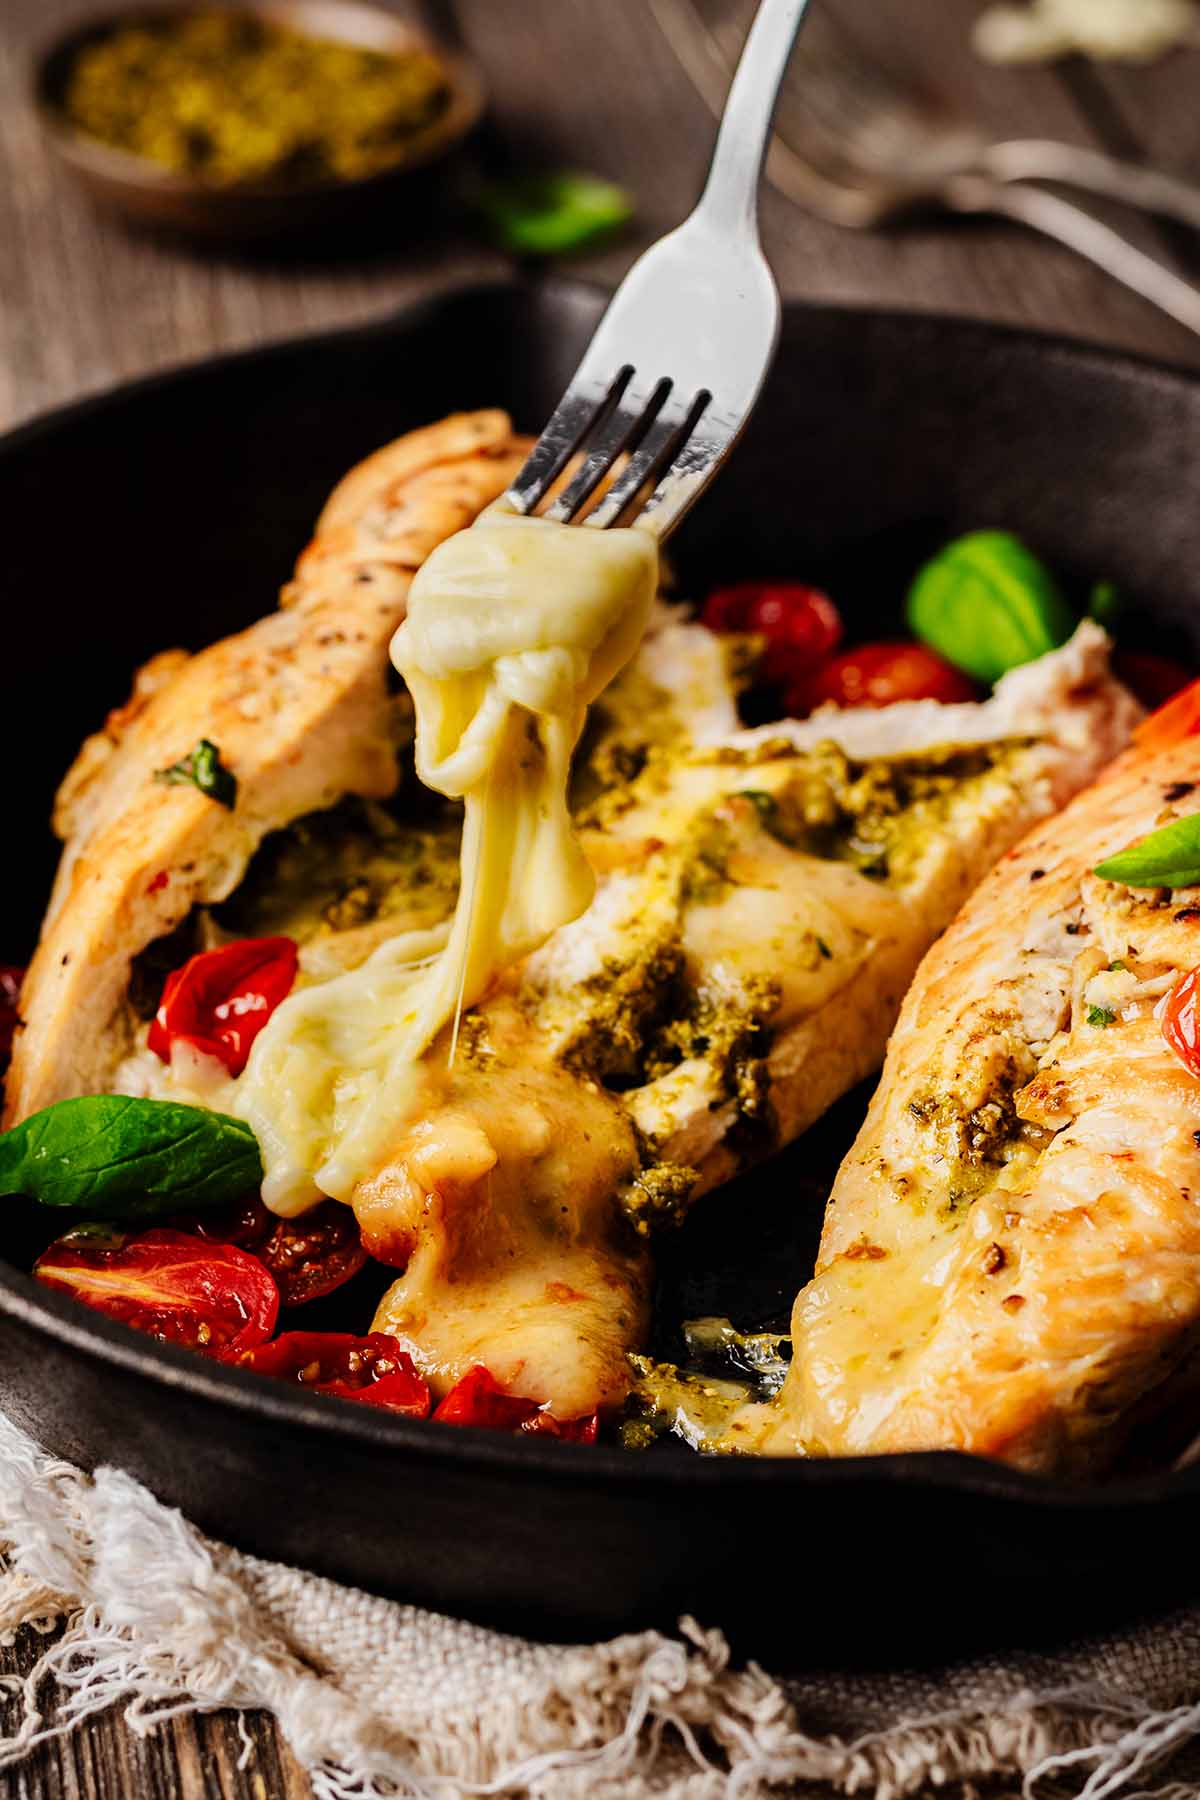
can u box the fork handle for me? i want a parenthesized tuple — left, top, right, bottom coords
(946, 175, 1200, 339)
(984, 140, 1200, 233)
(696, 0, 811, 237)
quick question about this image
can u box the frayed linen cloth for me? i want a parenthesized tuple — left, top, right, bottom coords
(1, 1413, 1200, 1800)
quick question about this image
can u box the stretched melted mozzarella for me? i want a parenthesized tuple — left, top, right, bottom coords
(235, 509, 658, 1213)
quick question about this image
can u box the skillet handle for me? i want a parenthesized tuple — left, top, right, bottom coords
(945, 174, 1200, 339)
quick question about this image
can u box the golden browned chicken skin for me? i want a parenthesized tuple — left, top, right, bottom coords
(751, 707, 1200, 1473)
(8, 411, 528, 1124)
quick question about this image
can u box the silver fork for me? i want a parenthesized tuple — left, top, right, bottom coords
(503, 0, 810, 542)
(653, 0, 1200, 339)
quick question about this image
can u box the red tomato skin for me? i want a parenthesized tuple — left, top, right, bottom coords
(184, 1196, 274, 1250)
(433, 1365, 599, 1441)
(701, 582, 843, 686)
(1115, 651, 1193, 713)
(0, 965, 24, 1068)
(258, 1202, 368, 1306)
(1133, 674, 1200, 752)
(231, 1331, 431, 1416)
(185, 1197, 367, 1305)
(1161, 967, 1200, 1079)
(434, 1365, 539, 1429)
(34, 1228, 279, 1356)
(701, 581, 758, 634)
(148, 936, 298, 1076)
(786, 642, 976, 714)
(331, 1370, 432, 1417)
(524, 1410, 600, 1444)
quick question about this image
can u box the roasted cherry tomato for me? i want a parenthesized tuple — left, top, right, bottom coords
(258, 1202, 368, 1306)
(1160, 966, 1200, 1081)
(1117, 656, 1196, 720)
(433, 1365, 599, 1442)
(185, 1196, 367, 1306)
(702, 581, 843, 687)
(528, 1409, 600, 1444)
(231, 1331, 431, 1416)
(786, 641, 976, 715)
(1135, 677, 1200, 753)
(148, 936, 298, 1076)
(34, 1227, 278, 1356)
(185, 1195, 274, 1249)
(0, 965, 24, 1069)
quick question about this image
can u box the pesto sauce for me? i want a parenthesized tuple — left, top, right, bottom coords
(622, 1320, 790, 1449)
(216, 795, 461, 946)
(743, 741, 1018, 882)
(618, 1160, 699, 1236)
(621, 1354, 754, 1451)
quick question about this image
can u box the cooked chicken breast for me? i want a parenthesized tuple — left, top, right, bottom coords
(751, 698, 1200, 1473)
(12, 406, 1139, 1423)
(534, 622, 1139, 1197)
(7, 412, 528, 1121)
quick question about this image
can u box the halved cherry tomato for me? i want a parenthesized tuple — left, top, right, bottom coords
(0, 965, 24, 1069)
(185, 1196, 367, 1306)
(702, 581, 843, 687)
(528, 1409, 600, 1444)
(1115, 651, 1194, 713)
(231, 1331, 431, 1416)
(433, 1365, 599, 1442)
(148, 936, 298, 1077)
(1134, 676, 1200, 752)
(434, 1365, 540, 1429)
(34, 1227, 278, 1356)
(786, 641, 976, 715)
(186, 1196, 274, 1250)
(1160, 966, 1200, 1080)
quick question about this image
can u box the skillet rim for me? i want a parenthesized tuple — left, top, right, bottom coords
(3, 273, 1199, 1511)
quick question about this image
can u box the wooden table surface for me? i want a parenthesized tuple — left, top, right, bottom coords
(3, 0, 1200, 1792)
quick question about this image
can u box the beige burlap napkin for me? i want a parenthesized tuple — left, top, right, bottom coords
(0, 1410, 1198, 1800)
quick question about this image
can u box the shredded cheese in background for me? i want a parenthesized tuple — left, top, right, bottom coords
(974, 0, 1198, 64)
(234, 508, 658, 1214)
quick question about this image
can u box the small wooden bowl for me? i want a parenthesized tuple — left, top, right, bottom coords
(34, 0, 487, 243)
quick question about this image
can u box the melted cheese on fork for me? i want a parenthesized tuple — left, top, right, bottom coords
(235, 508, 658, 1213)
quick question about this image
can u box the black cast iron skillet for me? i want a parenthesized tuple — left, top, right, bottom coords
(1, 279, 1199, 1667)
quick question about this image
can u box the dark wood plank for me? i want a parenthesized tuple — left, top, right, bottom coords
(1063, 40, 1200, 171)
(1053, 44, 1200, 282)
(0, 0, 509, 430)
(2, 0, 1199, 434)
(0, 1622, 311, 1799)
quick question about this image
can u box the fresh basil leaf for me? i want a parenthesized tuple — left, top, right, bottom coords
(0, 1096, 262, 1217)
(1094, 814, 1200, 889)
(154, 738, 237, 809)
(476, 170, 633, 257)
(1088, 579, 1123, 630)
(906, 531, 1075, 685)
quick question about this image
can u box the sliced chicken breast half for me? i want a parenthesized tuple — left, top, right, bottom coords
(751, 693, 1200, 1472)
(7, 412, 527, 1123)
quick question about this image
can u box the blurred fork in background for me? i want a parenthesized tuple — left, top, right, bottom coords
(653, 0, 1200, 336)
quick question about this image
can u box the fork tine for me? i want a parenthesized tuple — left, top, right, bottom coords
(584, 390, 711, 531)
(506, 0, 801, 546)
(506, 367, 633, 516)
(635, 431, 719, 542)
(543, 378, 673, 524)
